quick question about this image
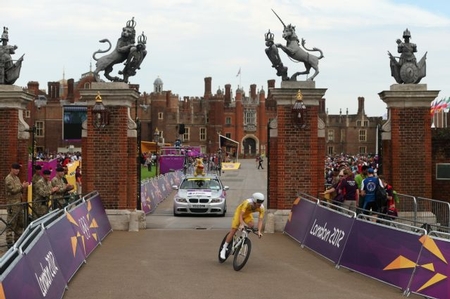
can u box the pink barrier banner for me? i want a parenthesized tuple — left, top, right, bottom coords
(339, 219, 421, 291)
(1, 232, 67, 299)
(284, 197, 317, 244)
(408, 235, 450, 298)
(302, 204, 354, 263)
(27, 158, 59, 182)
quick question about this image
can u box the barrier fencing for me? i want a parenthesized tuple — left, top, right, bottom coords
(285, 192, 450, 298)
(0, 191, 112, 299)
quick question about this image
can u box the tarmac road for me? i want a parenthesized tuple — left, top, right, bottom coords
(63, 159, 423, 299)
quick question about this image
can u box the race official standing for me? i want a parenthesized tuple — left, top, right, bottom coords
(33, 169, 58, 219)
(4, 163, 29, 248)
(51, 166, 74, 208)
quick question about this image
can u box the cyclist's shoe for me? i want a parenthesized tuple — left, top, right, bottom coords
(220, 247, 228, 259)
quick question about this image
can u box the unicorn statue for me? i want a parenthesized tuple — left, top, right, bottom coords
(265, 10, 324, 81)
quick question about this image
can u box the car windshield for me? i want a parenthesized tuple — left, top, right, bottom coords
(180, 179, 221, 190)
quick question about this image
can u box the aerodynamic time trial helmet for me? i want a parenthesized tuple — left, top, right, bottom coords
(252, 192, 265, 203)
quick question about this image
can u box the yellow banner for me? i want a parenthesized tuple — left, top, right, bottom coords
(221, 162, 241, 170)
(66, 161, 80, 192)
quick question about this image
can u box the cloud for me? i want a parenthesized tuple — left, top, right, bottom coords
(3, 0, 450, 116)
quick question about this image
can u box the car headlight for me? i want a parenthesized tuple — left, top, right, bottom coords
(210, 198, 224, 203)
(175, 196, 187, 203)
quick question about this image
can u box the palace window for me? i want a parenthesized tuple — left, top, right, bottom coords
(327, 130, 334, 142)
(244, 109, 256, 125)
(183, 127, 190, 141)
(200, 127, 206, 141)
(327, 146, 334, 155)
(35, 121, 44, 137)
(359, 130, 367, 142)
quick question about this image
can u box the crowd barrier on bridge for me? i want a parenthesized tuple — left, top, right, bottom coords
(284, 194, 450, 299)
(140, 170, 183, 214)
(0, 191, 112, 299)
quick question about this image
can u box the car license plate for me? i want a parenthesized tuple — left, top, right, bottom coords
(192, 204, 206, 208)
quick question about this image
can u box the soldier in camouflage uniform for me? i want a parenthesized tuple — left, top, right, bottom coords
(51, 166, 74, 209)
(33, 169, 58, 219)
(4, 163, 28, 248)
(31, 164, 42, 199)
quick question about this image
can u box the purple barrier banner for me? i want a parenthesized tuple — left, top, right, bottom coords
(159, 155, 184, 174)
(45, 216, 87, 283)
(85, 194, 113, 241)
(408, 235, 450, 298)
(302, 205, 355, 263)
(0, 255, 42, 298)
(284, 197, 317, 244)
(66, 203, 101, 258)
(340, 219, 421, 291)
(141, 171, 183, 214)
(141, 182, 153, 214)
(1, 232, 66, 299)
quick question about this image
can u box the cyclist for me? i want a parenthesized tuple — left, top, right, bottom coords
(220, 192, 265, 259)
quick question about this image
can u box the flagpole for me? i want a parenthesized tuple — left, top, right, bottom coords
(236, 67, 241, 90)
(239, 69, 242, 88)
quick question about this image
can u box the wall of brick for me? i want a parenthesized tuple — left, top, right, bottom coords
(268, 83, 326, 210)
(0, 89, 34, 203)
(80, 84, 139, 211)
(431, 128, 450, 201)
(379, 85, 439, 198)
(388, 107, 432, 197)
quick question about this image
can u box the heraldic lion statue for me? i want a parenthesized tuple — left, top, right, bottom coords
(92, 17, 139, 82)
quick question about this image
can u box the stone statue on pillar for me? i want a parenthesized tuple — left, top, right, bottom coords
(92, 17, 147, 83)
(0, 26, 24, 85)
(265, 10, 324, 81)
(388, 28, 427, 84)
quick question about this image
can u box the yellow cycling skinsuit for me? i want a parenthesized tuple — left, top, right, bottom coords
(232, 198, 265, 229)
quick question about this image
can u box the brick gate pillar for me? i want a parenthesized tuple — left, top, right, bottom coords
(80, 82, 139, 210)
(0, 85, 34, 202)
(378, 84, 439, 198)
(268, 81, 327, 209)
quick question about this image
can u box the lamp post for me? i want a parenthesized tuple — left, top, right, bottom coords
(25, 125, 36, 179)
(92, 92, 109, 129)
(26, 95, 47, 179)
(154, 128, 159, 176)
(292, 90, 307, 129)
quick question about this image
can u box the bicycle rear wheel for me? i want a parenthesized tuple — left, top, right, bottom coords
(218, 233, 232, 263)
(233, 238, 252, 271)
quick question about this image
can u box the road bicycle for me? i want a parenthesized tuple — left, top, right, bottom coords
(218, 226, 260, 271)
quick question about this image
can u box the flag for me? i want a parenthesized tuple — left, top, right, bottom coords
(219, 135, 238, 148)
(236, 67, 241, 77)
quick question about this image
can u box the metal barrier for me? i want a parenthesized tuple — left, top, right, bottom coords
(302, 191, 450, 236)
(417, 196, 450, 228)
(0, 193, 82, 252)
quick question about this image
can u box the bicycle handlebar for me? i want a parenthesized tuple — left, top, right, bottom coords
(241, 226, 262, 238)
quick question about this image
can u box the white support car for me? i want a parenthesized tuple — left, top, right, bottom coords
(172, 174, 229, 216)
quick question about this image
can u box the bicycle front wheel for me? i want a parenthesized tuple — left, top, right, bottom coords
(233, 238, 252, 271)
(218, 233, 232, 263)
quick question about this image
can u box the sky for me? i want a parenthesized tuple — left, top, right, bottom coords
(3, 0, 450, 117)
